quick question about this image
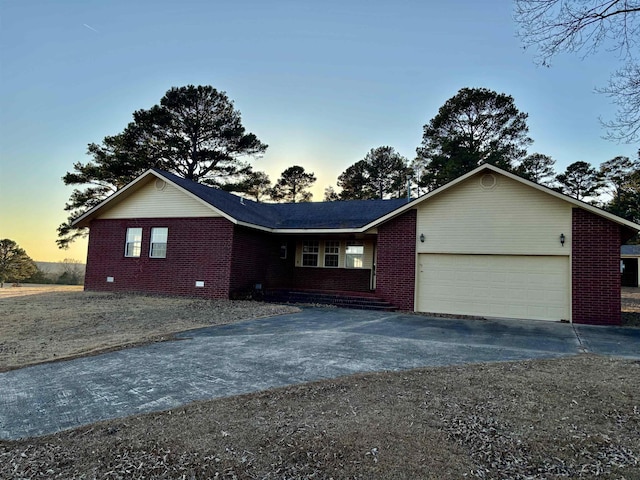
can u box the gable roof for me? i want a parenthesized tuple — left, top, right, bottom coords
(72, 164, 640, 234)
(362, 163, 640, 233)
(72, 168, 409, 232)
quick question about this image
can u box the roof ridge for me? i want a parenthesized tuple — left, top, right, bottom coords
(152, 169, 408, 229)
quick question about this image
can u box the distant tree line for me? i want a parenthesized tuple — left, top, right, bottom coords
(0, 240, 84, 287)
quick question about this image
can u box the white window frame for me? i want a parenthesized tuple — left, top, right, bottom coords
(324, 240, 340, 267)
(149, 227, 168, 258)
(345, 242, 364, 268)
(302, 240, 319, 267)
(124, 227, 142, 258)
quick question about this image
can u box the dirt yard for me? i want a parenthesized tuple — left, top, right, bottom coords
(0, 286, 299, 371)
(1, 286, 639, 479)
(623, 287, 640, 326)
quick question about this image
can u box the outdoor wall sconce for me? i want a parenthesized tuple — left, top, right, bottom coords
(560, 233, 565, 246)
(420, 233, 425, 243)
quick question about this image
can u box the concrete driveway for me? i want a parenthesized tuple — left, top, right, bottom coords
(1, 307, 639, 440)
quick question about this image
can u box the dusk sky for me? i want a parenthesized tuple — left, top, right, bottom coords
(1, 0, 637, 262)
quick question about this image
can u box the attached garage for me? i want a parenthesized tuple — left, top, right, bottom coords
(417, 254, 570, 321)
(407, 168, 576, 322)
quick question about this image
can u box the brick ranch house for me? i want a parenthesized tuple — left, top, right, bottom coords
(73, 164, 640, 326)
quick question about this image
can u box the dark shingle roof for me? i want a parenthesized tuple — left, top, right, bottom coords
(155, 169, 408, 230)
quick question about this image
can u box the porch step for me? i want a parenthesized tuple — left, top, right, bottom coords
(264, 289, 397, 311)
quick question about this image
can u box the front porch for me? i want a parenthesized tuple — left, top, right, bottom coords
(264, 288, 396, 311)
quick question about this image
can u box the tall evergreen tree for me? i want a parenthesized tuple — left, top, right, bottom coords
(323, 186, 340, 201)
(0, 239, 37, 287)
(337, 160, 370, 200)
(555, 161, 603, 201)
(59, 85, 267, 248)
(223, 170, 272, 202)
(600, 156, 640, 205)
(338, 146, 411, 200)
(602, 152, 640, 223)
(515, 153, 556, 185)
(415, 87, 531, 190)
(270, 166, 317, 203)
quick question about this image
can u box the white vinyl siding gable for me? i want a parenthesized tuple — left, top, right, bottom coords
(416, 173, 572, 255)
(98, 179, 221, 219)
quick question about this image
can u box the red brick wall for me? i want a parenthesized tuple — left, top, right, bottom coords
(572, 208, 622, 325)
(84, 217, 233, 298)
(291, 267, 372, 292)
(264, 239, 296, 288)
(376, 210, 416, 310)
(229, 226, 273, 294)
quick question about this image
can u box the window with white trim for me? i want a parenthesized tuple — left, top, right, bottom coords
(324, 241, 340, 267)
(345, 242, 364, 268)
(149, 227, 168, 258)
(125, 227, 142, 257)
(302, 240, 319, 266)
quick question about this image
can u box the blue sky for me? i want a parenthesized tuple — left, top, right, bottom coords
(0, 0, 637, 262)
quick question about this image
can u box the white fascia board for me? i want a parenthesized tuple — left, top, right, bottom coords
(235, 221, 273, 232)
(234, 222, 373, 235)
(270, 227, 367, 234)
(71, 169, 238, 228)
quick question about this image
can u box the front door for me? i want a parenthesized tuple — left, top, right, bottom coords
(622, 258, 639, 287)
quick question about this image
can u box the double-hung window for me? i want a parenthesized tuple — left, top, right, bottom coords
(324, 241, 340, 267)
(125, 228, 142, 257)
(345, 242, 364, 268)
(150, 227, 168, 258)
(302, 240, 319, 266)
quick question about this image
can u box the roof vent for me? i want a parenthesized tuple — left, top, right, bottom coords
(240, 197, 244, 205)
(155, 179, 166, 191)
(480, 173, 497, 190)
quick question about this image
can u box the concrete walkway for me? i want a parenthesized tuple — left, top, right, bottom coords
(1, 308, 639, 440)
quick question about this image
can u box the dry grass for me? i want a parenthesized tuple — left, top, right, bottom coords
(1, 286, 639, 478)
(1, 355, 639, 479)
(0, 287, 298, 371)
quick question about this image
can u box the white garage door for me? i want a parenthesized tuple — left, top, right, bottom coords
(417, 254, 570, 321)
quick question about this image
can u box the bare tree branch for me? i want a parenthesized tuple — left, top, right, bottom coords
(515, 0, 640, 141)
